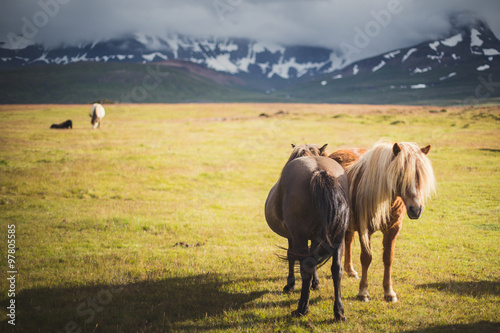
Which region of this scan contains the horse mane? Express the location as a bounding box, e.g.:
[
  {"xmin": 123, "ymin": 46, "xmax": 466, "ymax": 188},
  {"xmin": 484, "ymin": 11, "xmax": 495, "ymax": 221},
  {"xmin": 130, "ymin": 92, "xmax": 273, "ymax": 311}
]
[
  {"xmin": 347, "ymin": 141, "xmax": 436, "ymax": 233},
  {"xmin": 287, "ymin": 144, "xmax": 328, "ymax": 163}
]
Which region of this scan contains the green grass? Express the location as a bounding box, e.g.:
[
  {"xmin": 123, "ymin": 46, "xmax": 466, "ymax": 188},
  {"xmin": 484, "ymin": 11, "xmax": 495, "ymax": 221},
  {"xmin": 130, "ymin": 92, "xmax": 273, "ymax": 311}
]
[{"xmin": 0, "ymin": 103, "xmax": 499, "ymax": 332}]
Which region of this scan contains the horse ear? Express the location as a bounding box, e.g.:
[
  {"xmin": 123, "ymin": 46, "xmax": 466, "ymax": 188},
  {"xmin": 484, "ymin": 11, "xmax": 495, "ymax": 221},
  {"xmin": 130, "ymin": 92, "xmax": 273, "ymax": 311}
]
[
  {"xmin": 392, "ymin": 143, "xmax": 402, "ymax": 156},
  {"xmin": 421, "ymin": 144, "xmax": 431, "ymax": 155},
  {"xmin": 291, "ymin": 144, "xmax": 296, "ymax": 148},
  {"xmin": 319, "ymin": 144, "xmax": 328, "ymax": 153}
]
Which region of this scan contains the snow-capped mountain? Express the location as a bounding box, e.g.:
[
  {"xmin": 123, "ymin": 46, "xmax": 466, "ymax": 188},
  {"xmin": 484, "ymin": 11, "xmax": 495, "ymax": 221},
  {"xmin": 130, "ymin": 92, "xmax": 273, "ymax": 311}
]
[
  {"xmin": 326, "ymin": 19, "xmax": 500, "ymax": 84},
  {"xmin": 0, "ymin": 32, "xmax": 346, "ymax": 81},
  {"xmin": 1, "ymin": 18, "xmax": 498, "ymax": 85},
  {"xmin": 273, "ymin": 19, "xmax": 500, "ymax": 105},
  {"xmin": 1, "ymin": 17, "xmax": 499, "ymax": 105}
]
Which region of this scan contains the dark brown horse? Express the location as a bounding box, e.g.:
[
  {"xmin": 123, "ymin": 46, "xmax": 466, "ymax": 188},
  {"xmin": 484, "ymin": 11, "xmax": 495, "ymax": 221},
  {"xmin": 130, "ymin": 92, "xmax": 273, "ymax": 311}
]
[
  {"xmin": 50, "ymin": 120, "xmax": 72, "ymax": 129},
  {"xmin": 330, "ymin": 141, "xmax": 436, "ymax": 302},
  {"xmin": 278, "ymin": 144, "xmax": 328, "ymax": 292},
  {"xmin": 265, "ymin": 144, "xmax": 349, "ymax": 320}
]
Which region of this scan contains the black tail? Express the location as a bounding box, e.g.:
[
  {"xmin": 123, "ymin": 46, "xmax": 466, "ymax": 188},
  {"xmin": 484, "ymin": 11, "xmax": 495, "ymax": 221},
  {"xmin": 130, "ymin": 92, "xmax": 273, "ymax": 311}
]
[{"xmin": 308, "ymin": 170, "xmax": 350, "ymax": 267}]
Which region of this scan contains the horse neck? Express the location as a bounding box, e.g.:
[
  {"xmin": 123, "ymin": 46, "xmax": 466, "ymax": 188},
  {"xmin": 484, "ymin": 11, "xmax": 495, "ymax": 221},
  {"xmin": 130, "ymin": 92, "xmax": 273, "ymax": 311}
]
[{"xmin": 347, "ymin": 153, "xmax": 394, "ymax": 232}]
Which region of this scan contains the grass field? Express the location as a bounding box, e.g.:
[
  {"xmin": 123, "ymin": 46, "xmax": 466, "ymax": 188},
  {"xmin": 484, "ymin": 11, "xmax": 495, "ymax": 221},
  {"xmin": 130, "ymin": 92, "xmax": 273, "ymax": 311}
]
[{"xmin": 0, "ymin": 103, "xmax": 499, "ymax": 332}]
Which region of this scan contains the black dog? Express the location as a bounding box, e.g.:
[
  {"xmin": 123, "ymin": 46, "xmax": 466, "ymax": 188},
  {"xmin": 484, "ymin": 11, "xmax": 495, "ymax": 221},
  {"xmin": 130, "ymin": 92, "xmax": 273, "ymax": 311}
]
[{"xmin": 50, "ymin": 120, "xmax": 73, "ymax": 129}]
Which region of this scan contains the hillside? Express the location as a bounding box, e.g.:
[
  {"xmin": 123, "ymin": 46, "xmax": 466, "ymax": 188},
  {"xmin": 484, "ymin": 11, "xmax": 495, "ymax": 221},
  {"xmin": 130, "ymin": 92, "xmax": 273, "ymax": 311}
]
[{"xmin": 0, "ymin": 62, "xmax": 269, "ymax": 104}]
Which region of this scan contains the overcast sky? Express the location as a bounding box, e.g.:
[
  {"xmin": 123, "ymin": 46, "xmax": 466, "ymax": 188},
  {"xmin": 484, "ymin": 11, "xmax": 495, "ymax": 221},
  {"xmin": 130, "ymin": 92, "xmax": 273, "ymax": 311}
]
[{"xmin": 1, "ymin": 0, "xmax": 499, "ymax": 60}]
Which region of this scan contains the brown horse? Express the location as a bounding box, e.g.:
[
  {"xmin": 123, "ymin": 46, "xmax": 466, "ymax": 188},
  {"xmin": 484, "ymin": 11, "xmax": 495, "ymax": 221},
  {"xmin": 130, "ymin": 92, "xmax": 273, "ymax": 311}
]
[
  {"xmin": 279, "ymin": 144, "xmax": 329, "ymax": 292},
  {"xmin": 330, "ymin": 141, "xmax": 436, "ymax": 302},
  {"xmin": 265, "ymin": 144, "xmax": 349, "ymax": 320}
]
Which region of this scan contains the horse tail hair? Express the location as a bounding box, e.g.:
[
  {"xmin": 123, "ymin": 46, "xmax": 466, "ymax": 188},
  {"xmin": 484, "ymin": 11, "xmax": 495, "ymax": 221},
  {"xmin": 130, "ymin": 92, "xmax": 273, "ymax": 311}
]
[{"xmin": 309, "ymin": 170, "xmax": 350, "ymax": 267}]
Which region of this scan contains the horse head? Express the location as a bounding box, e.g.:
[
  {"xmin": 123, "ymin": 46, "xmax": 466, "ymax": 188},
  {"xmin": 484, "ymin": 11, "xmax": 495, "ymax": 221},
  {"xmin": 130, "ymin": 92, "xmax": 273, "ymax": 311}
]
[
  {"xmin": 287, "ymin": 143, "xmax": 328, "ymax": 163},
  {"xmin": 391, "ymin": 143, "xmax": 435, "ymax": 219}
]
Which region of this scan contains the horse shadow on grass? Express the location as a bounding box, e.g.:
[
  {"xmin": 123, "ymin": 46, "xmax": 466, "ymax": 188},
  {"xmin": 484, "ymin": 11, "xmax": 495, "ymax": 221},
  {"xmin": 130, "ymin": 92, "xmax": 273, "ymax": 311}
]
[
  {"xmin": 0, "ymin": 274, "xmax": 268, "ymax": 332},
  {"xmin": 416, "ymin": 280, "xmax": 500, "ymax": 298},
  {"xmin": 402, "ymin": 321, "xmax": 500, "ymax": 333}
]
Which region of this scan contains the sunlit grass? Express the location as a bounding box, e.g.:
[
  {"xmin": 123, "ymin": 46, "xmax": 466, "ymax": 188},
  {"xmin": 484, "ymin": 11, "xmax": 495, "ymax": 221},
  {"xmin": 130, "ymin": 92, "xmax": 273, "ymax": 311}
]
[{"xmin": 0, "ymin": 103, "xmax": 498, "ymax": 332}]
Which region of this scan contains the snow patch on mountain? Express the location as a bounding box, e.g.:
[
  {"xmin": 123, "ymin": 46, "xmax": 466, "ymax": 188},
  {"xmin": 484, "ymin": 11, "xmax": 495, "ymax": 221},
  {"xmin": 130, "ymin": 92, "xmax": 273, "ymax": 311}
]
[
  {"xmin": 384, "ymin": 50, "xmax": 401, "ymax": 59},
  {"xmin": 142, "ymin": 52, "xmax": 168, "ymax": 62},
  {"xmin": 402, "ymin": 48, "xmax": 417, "ymax": 63},
  {"xmin": 372, "ymin": 60, "xmax": 386, "ymax": 72},
  {"xmin": 267, "ymin": 57, "xmax": 322, "ymax": 79},
  {"xmin": 352, "ymin": 64, "xmax": 359, "ymax": 75},
  {"xmin": 429, "ymin": 41, "xmax": 440, "ymax": 52},
  {"xmin": 483, "ymin": 48, "xmax": 500, "ymax": 56},
  {"xmin": 412, "ymin": 67, "xmax": 432, "ymax": 74},
  {"xmin": 206, "ymin": 54, "xmax": 239, "ymax": 74},
  {"xmin": 253, "ymin": 41, "xmax": 285, "ymax": 54},
  {"xmin": 439, "ymin": 72, "xmax": 456, "ymax": 80},
  {"xmin": 441, "ymin": 33, "xmax": 463, "ymax": 47},
  {"xmin": 471, "ymin": 29, "xmax": 483, "ymax": 47}
]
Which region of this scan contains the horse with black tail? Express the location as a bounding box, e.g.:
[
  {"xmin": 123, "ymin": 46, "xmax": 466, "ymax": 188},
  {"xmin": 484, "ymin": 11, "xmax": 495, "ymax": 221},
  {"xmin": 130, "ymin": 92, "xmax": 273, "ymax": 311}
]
[
  {"xmin": 265, "ymin": 144, "xmax": 349, "ymax": 320},
  {"xmin": 278, "ymin": 144, "xmax": 328, "ymax": 293}
]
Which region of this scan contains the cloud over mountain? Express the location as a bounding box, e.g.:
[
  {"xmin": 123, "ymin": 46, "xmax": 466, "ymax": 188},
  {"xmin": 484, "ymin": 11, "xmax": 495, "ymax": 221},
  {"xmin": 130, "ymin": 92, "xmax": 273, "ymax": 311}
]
[{"xmin": 1, "ymin": 0, "xmax": 499, "ymax": 63}]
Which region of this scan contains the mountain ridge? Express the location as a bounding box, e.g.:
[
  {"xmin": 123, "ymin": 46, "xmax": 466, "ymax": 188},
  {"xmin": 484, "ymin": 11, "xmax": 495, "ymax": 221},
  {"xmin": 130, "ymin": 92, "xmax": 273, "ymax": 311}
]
[{"xmin": 1, "ymin": 16, "xmax": 499, "ymax": 105}]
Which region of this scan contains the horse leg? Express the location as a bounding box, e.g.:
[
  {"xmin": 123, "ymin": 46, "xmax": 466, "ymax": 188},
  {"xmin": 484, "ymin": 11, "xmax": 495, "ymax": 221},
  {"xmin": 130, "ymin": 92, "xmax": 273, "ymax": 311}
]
[
  {"xmin": 291, "ymin": 239, "xmax": 312, "ymax": 317},
  {"xmin": 283, "ymin": 239, "xmax": 296, "ymax": 293},
  {"xmin": 344, "ymin": 229, "xmax": 359, "ymax": 279},
  {"xmin": 383, "ymin": 211, "xmax": 403, "ymax": 302},
  {"xmin": 311, "ymin": 267, "xmax": 320, "ymax": 290},
  {"xmin": 310, "ymin": 239, "xmax": 320, "ymax": 290},
  {"xmin": 331, "ymin": 239, "xmax": 346, "ymax": 321},
  {"xmin": 357, "ymin": 232, "xmax": 372, "ymax": 302}
]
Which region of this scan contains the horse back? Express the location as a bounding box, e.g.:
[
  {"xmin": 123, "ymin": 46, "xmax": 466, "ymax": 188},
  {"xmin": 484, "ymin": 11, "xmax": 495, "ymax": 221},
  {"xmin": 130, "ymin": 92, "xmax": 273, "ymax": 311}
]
[
  {"xmin": 280, "ymin": 156, "xmax": 347, "ymax": 237},
  {"xmin": 329, "ymin": 148, "xmax": 367, "ymax": 170}
]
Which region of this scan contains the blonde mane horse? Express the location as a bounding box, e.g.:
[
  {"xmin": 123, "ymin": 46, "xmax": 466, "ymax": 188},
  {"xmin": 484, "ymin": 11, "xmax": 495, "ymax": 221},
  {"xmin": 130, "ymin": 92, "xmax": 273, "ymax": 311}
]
[
  {"xmin": 330, "ymin": 141, "xmax": 436, "ymax": 303},
  {"xmin": 90, "ymin": 103, "xmax": 105, "ymax": 129}
]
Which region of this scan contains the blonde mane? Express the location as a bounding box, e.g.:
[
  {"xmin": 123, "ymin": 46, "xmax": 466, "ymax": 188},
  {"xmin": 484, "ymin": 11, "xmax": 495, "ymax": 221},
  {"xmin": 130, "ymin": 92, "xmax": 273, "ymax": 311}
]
[{"xmin": 347, "ymin": 141, "xmax": 436, "ymax": 234}]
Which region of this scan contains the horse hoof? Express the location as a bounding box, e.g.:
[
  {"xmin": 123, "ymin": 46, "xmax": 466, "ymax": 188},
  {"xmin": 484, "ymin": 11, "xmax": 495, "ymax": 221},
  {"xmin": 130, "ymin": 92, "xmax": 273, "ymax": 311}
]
[
  {"xmin": 283, "ymin": 285, "xmax": 295, "ymax": 293},
  {"xmin": 384, "ymin": 295, "xmax": 397, "ymax": 303},
  {"xmin": 357, "ymin": 295, "xmax": 370, "ymax": 302},
  {"xmin": 291, "ymin": 309, "xmax": 309, "ymax": 317},
  {"xmin": 346, "ymin": 271, "xmax": 359, "ymax": 279},
  {"xmin": 311, "ymin": 282, "xmax": 320, "ymax": 290},
  {"xmin": 334, "ymin": 314, "xmax": 346, "ymax": 322}
]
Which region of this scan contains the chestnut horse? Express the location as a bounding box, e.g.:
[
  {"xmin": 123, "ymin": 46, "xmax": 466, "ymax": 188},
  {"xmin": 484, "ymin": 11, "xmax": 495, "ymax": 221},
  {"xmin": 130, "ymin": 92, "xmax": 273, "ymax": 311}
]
[
  {"xmin": 330, "ymin": 141, "xmax": 436, "ymax": 302},
  {"xmin": 265, "ymin": 144, "xmax": 349, "ymax": 320}
]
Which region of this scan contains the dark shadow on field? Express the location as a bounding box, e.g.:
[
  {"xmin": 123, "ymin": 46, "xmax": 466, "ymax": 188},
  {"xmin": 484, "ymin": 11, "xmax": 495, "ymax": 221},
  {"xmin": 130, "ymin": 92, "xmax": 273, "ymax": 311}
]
[
  {"xmin": 402, "ymin": 321, "xmax": 500, "ymax": 333},
  {"xmin": 416, "ymin": 280, "xmax": 500, "ymax": 297},
  {"xmin": 479, "ymin": 148, "xmax": 500, "ymax": 153},
  {"xmin": 0, "ymin": 274, "xmax": 267, "ymax": 332}
]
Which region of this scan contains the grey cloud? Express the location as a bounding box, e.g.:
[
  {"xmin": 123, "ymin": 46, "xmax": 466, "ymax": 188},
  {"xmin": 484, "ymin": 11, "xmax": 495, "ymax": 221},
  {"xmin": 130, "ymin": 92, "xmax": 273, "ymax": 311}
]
[{"xmin": 0, "ymin": 0, "xmax": 499, "ymax": 61}]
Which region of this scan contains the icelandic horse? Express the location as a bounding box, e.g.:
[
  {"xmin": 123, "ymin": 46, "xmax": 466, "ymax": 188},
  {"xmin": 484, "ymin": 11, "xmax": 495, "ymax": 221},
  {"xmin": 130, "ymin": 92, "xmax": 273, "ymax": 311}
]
[
  {"xmin": 330, "ymin": 141, "xmax": 436, "ymax": 302},
  {"xmin": 265, "ymin": 144, "xmax": 350, "ymax": 320},
  {"xmin": 90, "ymin": 103, "xmax": 105, "ymax": 129}
]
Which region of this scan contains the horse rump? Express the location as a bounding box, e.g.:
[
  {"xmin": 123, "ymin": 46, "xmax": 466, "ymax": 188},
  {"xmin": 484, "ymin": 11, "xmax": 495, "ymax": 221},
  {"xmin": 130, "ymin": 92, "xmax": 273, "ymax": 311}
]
[
  {"xmin": 309, "ymin": 169, "xmax": 349, "ymax": 267},
  {"xmin": 50, "ymin": 120, "xmax": 72, "ymax": 129}
]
